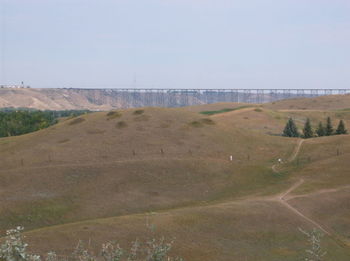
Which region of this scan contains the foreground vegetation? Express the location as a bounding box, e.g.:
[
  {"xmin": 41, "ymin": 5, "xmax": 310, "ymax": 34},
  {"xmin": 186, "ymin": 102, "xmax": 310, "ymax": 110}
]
[
  {"xmin": 0, "ymin": 227, "xmax": 183, "ymax": 261},
  {"xmin": 0, "ymin": 227, "xmax": 328, "ymax": 261}
]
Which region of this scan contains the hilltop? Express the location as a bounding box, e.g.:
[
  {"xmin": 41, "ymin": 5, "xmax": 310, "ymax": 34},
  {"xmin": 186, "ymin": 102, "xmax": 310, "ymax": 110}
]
[
  {"xmin": 263, "ymin": 94, "xmax": 350, "ymax": 111},
  {"xmin": 0, "ymin": 97, "xmax": 349, "ymax": 260}
]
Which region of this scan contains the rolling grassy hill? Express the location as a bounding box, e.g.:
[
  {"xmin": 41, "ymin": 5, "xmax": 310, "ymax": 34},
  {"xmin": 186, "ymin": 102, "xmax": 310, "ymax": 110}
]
[{"xmin": 0, "ymin": 95, "xmax": 350, "ymax": 260}]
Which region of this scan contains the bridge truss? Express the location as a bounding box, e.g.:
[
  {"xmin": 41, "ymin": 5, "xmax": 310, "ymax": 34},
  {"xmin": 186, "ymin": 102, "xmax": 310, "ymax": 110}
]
[{"xmin": 70, "ymin": 88, "xmax": 350, "ymax": 108}]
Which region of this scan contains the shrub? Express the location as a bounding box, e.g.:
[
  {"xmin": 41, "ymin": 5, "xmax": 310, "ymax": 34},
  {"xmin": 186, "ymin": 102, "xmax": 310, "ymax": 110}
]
[
  {"xmin": 57, "ymin": 138, "xmax": 70, "ymax": 144},
  {"xmin": 133, "ymin": 110, "xmax": 144, "ymax": 115},
  {"xmin": 254, "ymin": 108, "xmax": 263, "ymax": 112},
  {"xmin": 0, "ymin": 227, "xmax": 184, "ymax": 261},
  {"xmin": 106, "ymin": 111, "xmax": 122, "ymax": 120},
  {"xmin": 200, "ymin": 118, "xmax": 215, "ymax": 125},
  {"xmin": 116, "ymin": 121, "xmax": 128, "ymax": 129},
  {"xmin": 189, "ymin": 121, "xmax": 203, "ymax": 128},
  {"xmin": 68, "ymin": 117, "xmax": 85, "ymax": 126},
  {"xmin": 299, "ymin": 228, "xmax": 327, "ymax": 261}
]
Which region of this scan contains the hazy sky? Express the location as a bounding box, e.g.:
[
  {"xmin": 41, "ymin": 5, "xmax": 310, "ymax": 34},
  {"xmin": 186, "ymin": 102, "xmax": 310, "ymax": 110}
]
[{"xmin": 0, "ymin": 0, "xmax": 349, "ymax": 89}]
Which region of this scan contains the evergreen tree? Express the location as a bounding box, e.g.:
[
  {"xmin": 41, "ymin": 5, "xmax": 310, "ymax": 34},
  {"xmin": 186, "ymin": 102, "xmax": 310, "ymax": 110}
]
[
  {"xmin": 316, "ymin": 122, "xmax": 325, "ymax": 137},
  {"xmin": 325, "ymin": 117, "xmax": 333, "ymax": 136},
  {"xmin": 303, "ymin": 118, "xmax": 314, "ymax": 138},
  {"xmin": 283, "ymin": 118, "xmax": 299, "ymax": 137},
  {"xmin": 336, "ymin": 120, "xmax": 347, "ymax": 135}
]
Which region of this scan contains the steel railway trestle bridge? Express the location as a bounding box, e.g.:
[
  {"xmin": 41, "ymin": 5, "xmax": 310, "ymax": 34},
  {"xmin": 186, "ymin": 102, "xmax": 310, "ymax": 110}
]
[{"xmin": 74, "ymin": 88, "xmax": 350, "ymax": 108}]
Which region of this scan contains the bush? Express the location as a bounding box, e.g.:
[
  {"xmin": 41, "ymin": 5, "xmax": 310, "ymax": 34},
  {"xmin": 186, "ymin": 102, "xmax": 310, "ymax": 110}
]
[
  {"xmin": 68, "ymin": 117, "xmax": 85, "ymax": 126},
  {"xmin": 189, "ymin": 121, "xmax": 203, "ymax": 128},
  {"xmin": 116, "ymin": 121, "xmax": 128, "ymax": 129},
  {"xmin": 106, "ymin": 111, "xmax": 122, "ymax": 120},
  {"xmin": 299, "ymin": 228, "xmax": 327, "ymax": 261},
  {"xmin": 200, "ymin": 118, "xmax": 215, "ymax": 125},
  {"xmin": 0, "ymin": 227, "xmax": 184, "ymax": 261},
  {"xmin": 133, "ymin": 110, "xmax": 145, "ymax": 115}
]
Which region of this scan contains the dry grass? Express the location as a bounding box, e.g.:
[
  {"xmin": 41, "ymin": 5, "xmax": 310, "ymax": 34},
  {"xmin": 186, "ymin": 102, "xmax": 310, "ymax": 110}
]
[
  {"xmin": 263, "ymin": 94, "xmax": 350, "ymax": 111},
  {"xmin": 106, "ymin": 111, "xmax": 122, "ymax": 120},
  {"xmin": 68, "ymin": 117, "xmax": 86, "ymax": 125},
  {"xmin": 0, "ymin": 100, "xmax": 349, "ymax": 260}
]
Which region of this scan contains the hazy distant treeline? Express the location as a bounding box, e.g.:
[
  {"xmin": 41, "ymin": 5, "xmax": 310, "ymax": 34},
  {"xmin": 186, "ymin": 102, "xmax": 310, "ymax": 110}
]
[{"xmin": 0, "ymin": 109, "xmax": 90, "ymax": 137}]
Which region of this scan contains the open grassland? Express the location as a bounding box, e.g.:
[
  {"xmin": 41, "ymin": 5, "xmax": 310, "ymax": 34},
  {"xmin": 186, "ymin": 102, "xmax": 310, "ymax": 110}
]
[
  {"xmin": 262, "ymin": 93, "xmax": 350, "ymax": 111},
  {"xmin": 0, "ymin": 95, "xmax": 350, "ymax": 260}
]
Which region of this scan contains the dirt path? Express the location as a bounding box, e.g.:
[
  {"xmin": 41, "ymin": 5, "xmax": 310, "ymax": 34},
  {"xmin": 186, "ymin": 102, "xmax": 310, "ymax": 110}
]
[
  {"xmin": 272, "ymin": 139, "xmax": 304, "ymax": 173},
  {"xmin": 269, "ymin": 139, "xmax": 333, "ymax": 235},
  {"xmin": 276, "ymin": 178, "xmax": 331, "ymax": 235},
  {"xmin": 286, "ymin": 185, "xmax": 350, "ymax": 201}
]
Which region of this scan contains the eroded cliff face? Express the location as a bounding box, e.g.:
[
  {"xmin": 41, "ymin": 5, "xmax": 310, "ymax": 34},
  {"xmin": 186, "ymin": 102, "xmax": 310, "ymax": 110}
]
[
  {"xmin": 0, "ymin": 88, "xmax": 207, "ymax": 110},
  {"xmin": 0, "ymin": 88, "xmax": 128, "ymax": 110}
]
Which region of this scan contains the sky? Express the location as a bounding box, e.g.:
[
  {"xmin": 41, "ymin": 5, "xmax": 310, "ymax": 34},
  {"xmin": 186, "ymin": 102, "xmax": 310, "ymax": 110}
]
[{"xmin": 0, "ymin": 0, "xmax": 349, "ymax": 89}]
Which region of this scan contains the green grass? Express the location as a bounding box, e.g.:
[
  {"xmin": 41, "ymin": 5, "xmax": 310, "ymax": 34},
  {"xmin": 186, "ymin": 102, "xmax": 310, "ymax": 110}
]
[
  {"xmin": 199, "ymin": 105, "xmax": 251, "ymax": 115},
  {"xmin": 336, "ymin": 108, "xmax": 350, "ymax": 112},
  {"xmin": 0, "ymin": 198, "xmax": 75, "ymax": 230}
]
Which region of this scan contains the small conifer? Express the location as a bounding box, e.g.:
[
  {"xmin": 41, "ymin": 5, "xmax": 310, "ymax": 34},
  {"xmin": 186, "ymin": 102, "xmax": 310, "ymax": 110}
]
[
  {"xmin": 283, "ymin": 118, "xmax": 299, "ymax": 137},
  {"xmin": 336, "ymin": 120, "xmax": 347, "ymax": 135},
  {"xmin": 303, "ymin": 118, "xmax": 313, "ymax": 138},
  {"xmin": 316, "ymin": 122, "xmax": 325, "ymax": 137},
  {"xmin": 325, "ymin": 117, "xmax": 333, "ymax": 136}
]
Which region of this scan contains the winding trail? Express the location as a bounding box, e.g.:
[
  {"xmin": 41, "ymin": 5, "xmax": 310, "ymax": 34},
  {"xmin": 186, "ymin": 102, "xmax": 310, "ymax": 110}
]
[
  {"xmin": 276, "ymin": 178, "xmax": 330, "ymax": 235},
  {"xmin": 272, "ymin": 139, "xmax": 304, "ymax": 173},
  {"xmin": 270, "ymin": 139, "xmax": 332, "ymax": 235},
  {"xmin": 270, "ymin": 139, "xmax": 350, "ymax": 248}
]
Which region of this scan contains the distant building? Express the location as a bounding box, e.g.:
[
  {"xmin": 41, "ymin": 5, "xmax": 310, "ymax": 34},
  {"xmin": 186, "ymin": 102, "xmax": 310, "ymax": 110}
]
[{"xmin": 0, "ymin": 85, "xmax": 31, "ymax": 89}]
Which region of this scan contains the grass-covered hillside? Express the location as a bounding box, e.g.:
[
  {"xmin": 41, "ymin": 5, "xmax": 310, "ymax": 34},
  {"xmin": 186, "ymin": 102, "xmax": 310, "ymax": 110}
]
[{"xmin": 0, "ymin": 95, "xmax": 349, "ymax": 260}]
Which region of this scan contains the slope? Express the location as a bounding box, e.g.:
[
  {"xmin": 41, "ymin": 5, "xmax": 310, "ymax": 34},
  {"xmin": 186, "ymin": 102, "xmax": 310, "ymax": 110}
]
[
  {"xmin": 0, "ymin": 105, "xmax": 296, "ymax": 231},
  {"xmin": 1, "ymin": 101, "xmax": 350, "ymax": 260}
]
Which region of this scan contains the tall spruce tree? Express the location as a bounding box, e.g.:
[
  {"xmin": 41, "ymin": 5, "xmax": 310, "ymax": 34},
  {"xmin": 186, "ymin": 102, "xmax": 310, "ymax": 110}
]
[
  {"xmin": 303, "ymin": 118, "xmax": 314, "ymax": 138},
  {"xmin": 283, "ymin": 118, "xmax": 299, "ymax": 137},
  {"xmin": 316, "ymin": 122, "xmax": 325, "ymax": 137},
  {"xmin": 336, "ymin": 120, "xmax": 347, "ymax": 135},
  {"xmin": 325, "ymin": 117, "xmax": 333, "ymax": 136}
]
